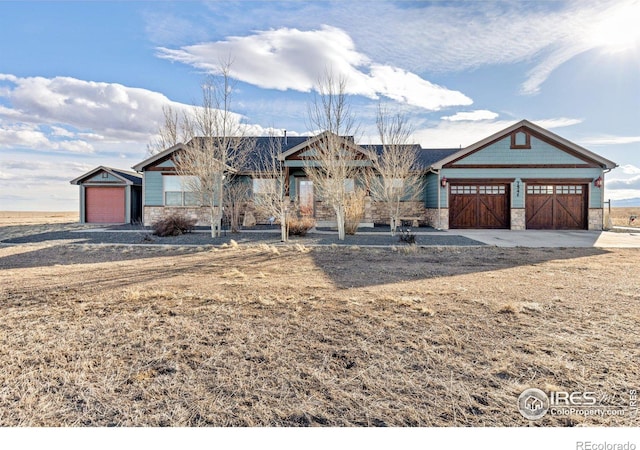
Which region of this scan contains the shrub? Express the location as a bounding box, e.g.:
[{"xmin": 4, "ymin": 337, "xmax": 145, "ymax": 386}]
[
  {"xmin": 345, "ymin": 188, "xmax": 366, "ymax": 235},
  {"xmin": 399, "ymin": 228, "xmax": 416, "ymax": 244},
  {"xmin": 287, "ymin": 216, "xmax": 316, "ymax": 236},
  {"xmin": 152, "ymin": 213, "xmax": 197, "ymax": 237}
]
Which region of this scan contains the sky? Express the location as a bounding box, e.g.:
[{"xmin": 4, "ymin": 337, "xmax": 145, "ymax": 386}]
[{"xmin": 1, "ymin": 0, "xmax": 639, "ymax": 210}]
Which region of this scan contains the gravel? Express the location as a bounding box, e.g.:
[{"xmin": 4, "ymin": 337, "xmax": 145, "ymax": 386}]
[{"xmin": 1, "ymin": 227, "xmax": 485, "ymax": 247}]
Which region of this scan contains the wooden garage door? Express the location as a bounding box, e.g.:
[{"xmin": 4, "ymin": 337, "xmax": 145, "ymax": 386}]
[
  {"xmin": 449, "ymin": 184, "xmax": 510, "ymax": 229},
  {"xmin": 86, "ymin": 187, "xmax": 125, "ymax": 223},
  {"xmin": 526, "ymin": 184, "xmax": 586, "ymax": 230}
]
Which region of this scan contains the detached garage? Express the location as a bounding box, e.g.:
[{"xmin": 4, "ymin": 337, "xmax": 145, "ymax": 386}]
[
  {"xmin": 70, "ymin": 166, "xmax": 142, "ymax": 224},
  {"xmin": 427, "ymin": 120, "xmax": 617, "ymax": 231}
]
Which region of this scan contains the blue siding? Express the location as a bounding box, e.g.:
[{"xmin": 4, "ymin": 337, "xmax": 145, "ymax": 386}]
[
  {"xmin": 87, "ymin": 171, "xmax": 121, "ymax": 183},
  {"xmin": 454, "ymin": 135, "xmax": 586, "ymax": 166},
  {"xmin": 157, "ymin": 159, "xmax": 175, "ymax": 168},
  {"xmin": 425, "ymin": 172, "xmax": 439, "ymax": 207},
  {"xmin": 144, "ymin": 171, "xmax": 163, "ymax": 205},
  {"xmin": 439, "ymin": 167, "xmax": 603, "ymax": 208}
]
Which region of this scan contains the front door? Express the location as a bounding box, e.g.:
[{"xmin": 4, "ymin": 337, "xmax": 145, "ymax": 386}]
[{"xmin": 298, "ymin": 179, "xmax": 314, "ymax": 216}]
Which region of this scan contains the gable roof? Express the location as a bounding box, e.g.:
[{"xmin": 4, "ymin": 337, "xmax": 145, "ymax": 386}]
[
  {"xmin": 132, "ymin": 143, "xmax": 186, "ymax": 172},
  {"xmin": 70, "ymin": 166, "xmax": 142, "ymax": 185},
  {"xmin": 278, "ymin": 131, "xmax": 373, "ymax": 161},
  {"xmin": 430, "ymin": 119, "xmax": 617, "ymax": 170},
  {"xmin": 132, "ymin": 137, "xmax": 312, "ymax": 173}
]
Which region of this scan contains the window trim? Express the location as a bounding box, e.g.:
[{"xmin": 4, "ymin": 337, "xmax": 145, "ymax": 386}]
[
  {"xmin": 510, "ymin": 131, "xmax": 531, "ymax": 149},
  {"xmin": 163, "ymin": 175, "xmax": 200, "ymax": 207}
]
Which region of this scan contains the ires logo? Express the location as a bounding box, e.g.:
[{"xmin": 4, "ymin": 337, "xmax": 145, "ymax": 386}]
[
  {"xmin": 519, "ymin": 389, "xmax": 598, "ymax": 420},
  {"xmin": 549, "ymin": 391, "xmax": 597, "ymax": 406}
]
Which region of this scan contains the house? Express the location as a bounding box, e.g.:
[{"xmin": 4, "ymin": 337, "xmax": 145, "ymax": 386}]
[
  {"xmin": 70, "ymin": 166, "xmax": 142, "ymax": 224},
  {"xmin": 115, "ymin": 119, "xmax": 616, "ymax": 230},
  {"xmin": 426, "ymin": 120, "xmax": 616, "ymax": 230}
]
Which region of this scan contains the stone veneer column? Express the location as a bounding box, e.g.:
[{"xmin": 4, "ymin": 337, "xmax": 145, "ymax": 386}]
[
  {"xmin": 438, "ymin": 208, "xmax": 449, "ymax": 230},
  {"xmin": 511, "ymin": 209, "xmax": 525, "ymax": 230},
  {"xmin": 588, "ymin": 208, "xmax": 603, "ymax": 231}
]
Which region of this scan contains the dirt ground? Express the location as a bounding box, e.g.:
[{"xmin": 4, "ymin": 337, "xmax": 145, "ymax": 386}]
[{"xmin": 0, "ymin": 213, "xmax": 638, "ymax": 426}]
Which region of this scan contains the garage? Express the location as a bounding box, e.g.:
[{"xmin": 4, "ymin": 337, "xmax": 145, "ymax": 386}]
[
  {"xmin": 85, "ymin": 187, "xmax": 125, "ymax": 223},
  {"xmin": 449, "ymin": 183, "xmax": 510, "ymax": 229},
  {"xmin": 525, "ymin": 184, "xmax": 587, "ymax": 230},
  {"xmin": 70, "ymin": 166, "xmax": 142, "ymax": 224}
]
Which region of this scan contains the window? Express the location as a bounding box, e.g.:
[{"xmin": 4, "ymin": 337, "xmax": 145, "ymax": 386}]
[
  {"xmin": 163, "ymin": 175, "xmax": 200, "ymax": 206},
  {"xmin": 450, "ymin": 185, "xmax": 477, "ymax": 195},
  {"xmin": 252, "ymin": 178, "xmax": 276, "ymax": 195},
  {"xmin": 510, "ymin": 131, "xmax": 531, "ymax": 149},
  {"xmin": 478, "ymin": 185, "xmax": 505, "ymax": 195},
  {"xmin": 101, "ymin": 172, "xmax": 108, "ymax": 179},
  {"xmin": 451, "ymin": 185, "xmax": 505, "ymax": 195},
  {"xmin": 344, "ymin": 178, "xmax": 355, "ymax": 193},
  {"xmin": 557, "ymin": 185, "xmax": 583, "ymax": 195},
  {"xmin": 527, "ymin": 185, "xmax": 554, "ymax": 195}
]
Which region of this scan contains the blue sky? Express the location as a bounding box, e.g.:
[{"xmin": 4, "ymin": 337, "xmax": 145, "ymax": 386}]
[{"xmin": 1, "ymin": 0, "xmax": 639, "ymax": 210}]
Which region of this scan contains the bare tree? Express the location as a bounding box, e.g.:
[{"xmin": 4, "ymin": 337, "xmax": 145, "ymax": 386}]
[
  {"xmin": 251, "ymin": 134, "xmax": 290, "ymax": 242},
  {"xmin": 305, "ymin": 72, "xmax": 362, "ymax": 241},
  {"xmin": 224, "ymin": 180, "xmax": 250, "ymax": 233},
  {"xmin": 147, "ymin": 105, "xmax": 182, "ymax": 155},
  {"xmin": 367, "ymin": 105, "xmax": 424, "ymax": 236},
  {"xmin": 175, "ymin": 65, "xmax": 253, "ymax": 238}
]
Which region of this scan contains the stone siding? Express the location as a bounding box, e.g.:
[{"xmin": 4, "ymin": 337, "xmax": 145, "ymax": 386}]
[
  {"xmin": 588, "ymin": 208, "xmax": 603, "ymax": 231},
  {"xmin": 424, "ymin": 208, "xmax": 449, "ymax": 229},
  {"xmin": 144, "ymin": 206, "xmax": 215, "ymax": 226},
  {"xmin": 511, "ymin": 208, "xmax": 525, "ymax": 230}
]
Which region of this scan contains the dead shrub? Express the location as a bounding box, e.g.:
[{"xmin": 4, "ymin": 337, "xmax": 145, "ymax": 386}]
[
  {"xmin": 152, "ymin": 213, "xmax": 197, "ymax": 237},
  {"xmin": 287, "ymin": 216, "xmax": 315, "ymax": 236},
  {"xmin": 345, "ymin": 188, "xmax": 366, "ymax": 235}
]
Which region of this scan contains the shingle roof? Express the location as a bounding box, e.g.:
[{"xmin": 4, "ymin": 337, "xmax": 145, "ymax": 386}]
[
  {"xmin": 110, "ymin": 168, "xmax": 142, "ymax": 185},
  {"xmin": 362, "ymin": 145, "xmax": 459, "ymax": 170},
  {"xmin": 133, "ymin": 136, "xmax": 458, "ymax": 174},
  {"xmin": 70, "ymin": 166, "xmax": 142, "ymax": 185}
]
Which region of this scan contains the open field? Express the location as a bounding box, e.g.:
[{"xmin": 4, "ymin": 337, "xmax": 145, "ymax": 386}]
[
  {"xmin": 606, "ymin": 206, "xmax": 640, "ymax": 228},
  {"xmin": 0, "ymin": 217, "xmax": 639, "ymax": 426},
  {"xmin": 0, "ymin": 211, "xmax": 78, "ymax": 226}
]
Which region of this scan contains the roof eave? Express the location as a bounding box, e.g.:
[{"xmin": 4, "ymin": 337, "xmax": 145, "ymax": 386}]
[
  {"xmin": 70, "ymin": 166, "xmax": 136, "ymax": 185},
  {"xmin": 132, "ymin": 143, "xmax": 186, "ymax": 172},
  {"xmin": 429, "ymin": 119, "xmax": 617, "ymax": 170}
]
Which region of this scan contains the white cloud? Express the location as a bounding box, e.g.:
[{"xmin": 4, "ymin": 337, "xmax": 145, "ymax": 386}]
[
  {"xmin": 179, "ymin": 1, "xmax": 639, "ymax": 95},
  {"xmin": 412, "ymin": 117, "xmax": 582, "ymax": 148},
  {"xmin": 0, "ymin": 121, "xmax": 95, "ymax": 154},
  {"xmin": 0, "ymin": 74, "xmax": 183, "ymax": 141},
  {"xmin": 157, "ymin": 26, "xmax": 472, "ymax": 111},
  {"xmin": 51, "ymin": 126, "xmax": 76, "ymax": 138},
  {"xmin": 620, "ymin": 164, "xmax": 640, "ymax": 175},
  {"xmin": 579, "ymin": 135, "xmax": 640, "ymax": 146},
  {"xmin": 412, "ymin": 120, "xmax": 516, "ymax": 148},
  {"xmin": 606, "ymin": 175, "xmax": 640, "ymax": 190},
  {"xmin": 530, "ymin": 118, "xmax": 583, "ymax": 129},
  {"xmin": 604, "ymin": 188, "xmax": 640, "ymax": 201},
  {"xmin": 441, "ymin": 110, "xmax": 499, "ymax": 122}
]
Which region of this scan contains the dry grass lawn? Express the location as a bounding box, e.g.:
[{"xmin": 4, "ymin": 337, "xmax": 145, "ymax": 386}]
[
  {"xmin": 606, "ymin": 206, "xmax": 640, "ymax": 228},
  {"xmin": 0, "ymin": 213, "xmax": 638, "ymax": 427}
]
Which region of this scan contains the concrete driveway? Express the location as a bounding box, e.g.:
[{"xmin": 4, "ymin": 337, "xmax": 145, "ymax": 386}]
[{"xmin": 446, "ymin": 229, "xmax": 640, "ymax": 248}]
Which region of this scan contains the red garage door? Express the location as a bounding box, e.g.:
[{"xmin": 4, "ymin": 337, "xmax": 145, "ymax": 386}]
[
  {"xmin": 526, "ymin": 184, "xmax": 587, "ymax": 230},
  {"xmin": 86, "ymin": 187, "xmax": 125, "ymax": 223},
  {"xmin": 449, "ymin": 184, "xmax": 510, "ymax": 229}
]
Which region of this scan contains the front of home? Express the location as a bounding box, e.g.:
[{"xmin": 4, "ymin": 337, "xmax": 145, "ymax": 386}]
[{"xmin": 72, "ymin": 120, "xmax": 616, "ymax": 230}]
